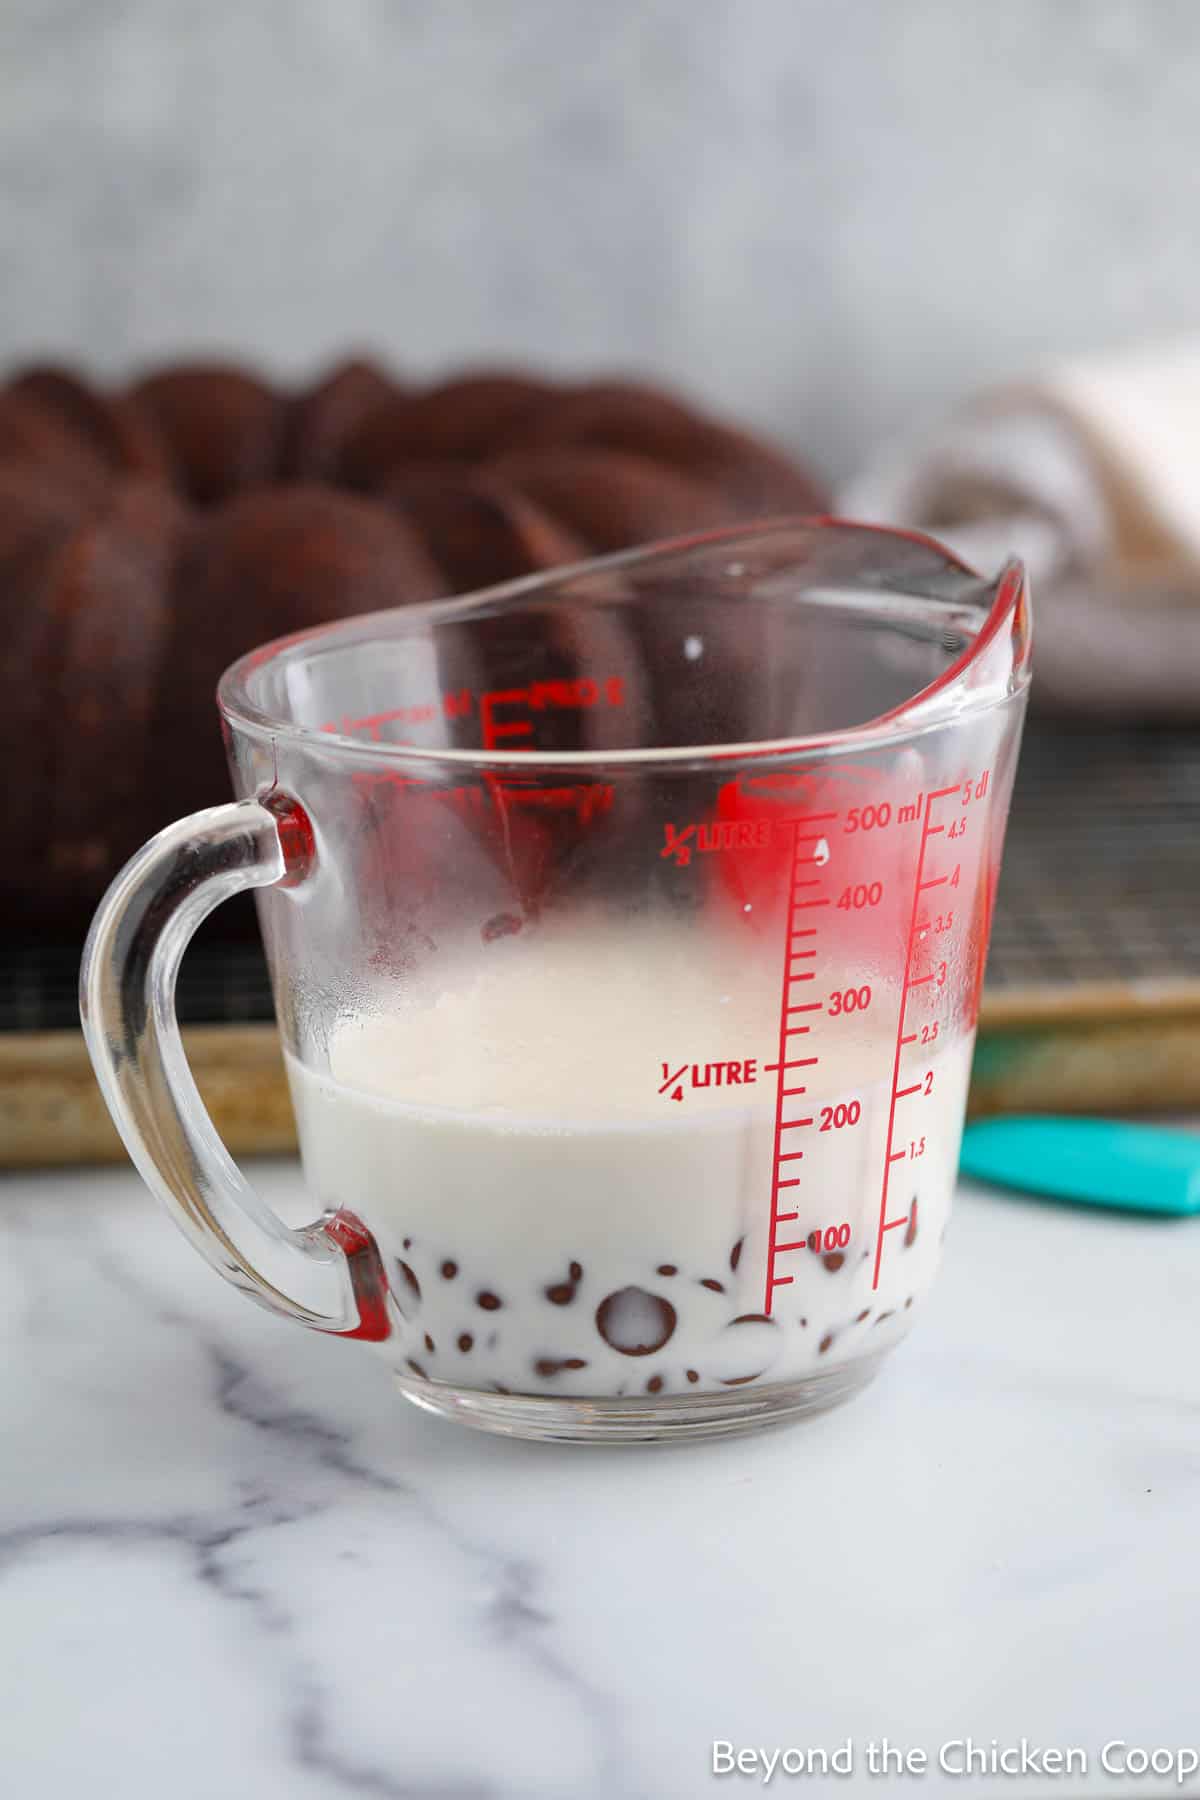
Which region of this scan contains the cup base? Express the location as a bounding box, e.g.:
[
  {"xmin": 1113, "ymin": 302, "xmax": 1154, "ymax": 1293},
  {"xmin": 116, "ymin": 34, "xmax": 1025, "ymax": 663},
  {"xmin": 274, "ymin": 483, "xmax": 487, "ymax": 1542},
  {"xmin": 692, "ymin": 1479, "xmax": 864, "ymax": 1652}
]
[{"xmin": 393, "ymin": 1349, "xmax": 888, "ymax": 1444}]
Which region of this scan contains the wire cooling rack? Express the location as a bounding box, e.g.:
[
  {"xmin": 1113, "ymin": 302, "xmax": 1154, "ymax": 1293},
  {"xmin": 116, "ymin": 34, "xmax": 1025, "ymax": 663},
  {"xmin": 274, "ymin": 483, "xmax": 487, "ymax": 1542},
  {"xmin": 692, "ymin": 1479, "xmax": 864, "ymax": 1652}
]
[
  {"xmin": 3, "ymin": 722, "xmax": 1197, "ymax": 1034},
  {"xmin": 986, "ymin": 722, "xmax": 1199, "ymax": 992}
]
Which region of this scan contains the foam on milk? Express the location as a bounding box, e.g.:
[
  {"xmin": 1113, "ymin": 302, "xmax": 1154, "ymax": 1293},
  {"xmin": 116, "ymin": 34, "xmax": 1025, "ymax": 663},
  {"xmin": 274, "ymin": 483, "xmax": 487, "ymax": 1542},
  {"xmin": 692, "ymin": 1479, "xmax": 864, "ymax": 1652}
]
[{"xmin": 287, "ymin": 919, "xmax": 972, "ymax": 1398}]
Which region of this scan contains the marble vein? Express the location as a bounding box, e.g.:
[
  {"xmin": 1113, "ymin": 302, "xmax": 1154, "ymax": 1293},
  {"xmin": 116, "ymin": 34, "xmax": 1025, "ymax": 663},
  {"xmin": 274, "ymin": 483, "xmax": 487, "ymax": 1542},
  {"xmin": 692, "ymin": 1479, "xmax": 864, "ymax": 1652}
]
[
  {"xmin": 2, "ymin": 1162, "xmax": 1198, "ymax": 1799},
  {"xmin": 1, "ymin": 1209, "xmax": 633, "ymax": 1799}
]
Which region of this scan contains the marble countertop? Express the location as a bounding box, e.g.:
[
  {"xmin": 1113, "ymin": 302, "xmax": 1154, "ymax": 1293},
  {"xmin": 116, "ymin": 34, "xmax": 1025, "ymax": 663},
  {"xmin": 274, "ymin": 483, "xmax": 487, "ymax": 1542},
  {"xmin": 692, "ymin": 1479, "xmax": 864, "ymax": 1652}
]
[{"xmin": 3, "ymin": 1158, "xmax": 1198, "ymax": 1799}]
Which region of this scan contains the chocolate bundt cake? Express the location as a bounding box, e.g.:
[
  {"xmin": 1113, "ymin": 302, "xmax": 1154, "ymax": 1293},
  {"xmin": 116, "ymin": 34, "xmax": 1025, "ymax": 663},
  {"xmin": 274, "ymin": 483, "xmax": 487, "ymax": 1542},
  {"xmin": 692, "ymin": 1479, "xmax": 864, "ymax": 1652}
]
[{"xmin": 0, "ymin": 357, "xmax": 827, "ymax": 931}]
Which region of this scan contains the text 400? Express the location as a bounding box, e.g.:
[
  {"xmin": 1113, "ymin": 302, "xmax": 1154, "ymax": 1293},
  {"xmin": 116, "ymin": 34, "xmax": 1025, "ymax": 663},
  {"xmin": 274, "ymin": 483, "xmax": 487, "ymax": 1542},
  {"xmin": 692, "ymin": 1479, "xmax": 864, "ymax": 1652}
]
[{"xmin": 837, "ymin": 882, "xmax": 883, "ymax": 910}]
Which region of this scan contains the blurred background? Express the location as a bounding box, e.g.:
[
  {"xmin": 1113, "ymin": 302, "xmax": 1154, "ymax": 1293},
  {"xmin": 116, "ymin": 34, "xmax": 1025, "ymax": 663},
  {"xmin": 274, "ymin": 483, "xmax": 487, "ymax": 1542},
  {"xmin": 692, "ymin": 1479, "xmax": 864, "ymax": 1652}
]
[
  {"xmin": 3, "ymin": 0, "xmax": 1199, "ymax": 478},
  {"xmin": 2, "ymin": 0, "xmax": 1198, "ymax": 1156}
]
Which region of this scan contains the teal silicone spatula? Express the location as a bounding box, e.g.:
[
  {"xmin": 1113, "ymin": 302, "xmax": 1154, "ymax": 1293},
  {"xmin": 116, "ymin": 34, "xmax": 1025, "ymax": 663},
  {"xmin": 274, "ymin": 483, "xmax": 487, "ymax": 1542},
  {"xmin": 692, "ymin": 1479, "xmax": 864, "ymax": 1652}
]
[{"xmin": 959, "ymin": 1116, "xmax": 1200, "ymax": 1216}]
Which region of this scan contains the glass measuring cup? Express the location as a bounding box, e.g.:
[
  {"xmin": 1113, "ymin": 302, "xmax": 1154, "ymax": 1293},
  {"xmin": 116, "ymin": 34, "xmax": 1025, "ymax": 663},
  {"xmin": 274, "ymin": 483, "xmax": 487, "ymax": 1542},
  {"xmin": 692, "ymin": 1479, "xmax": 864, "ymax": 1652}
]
[{"xmin": 81, "ymin": 520, "xmax": 1030, "ymax": 1443}]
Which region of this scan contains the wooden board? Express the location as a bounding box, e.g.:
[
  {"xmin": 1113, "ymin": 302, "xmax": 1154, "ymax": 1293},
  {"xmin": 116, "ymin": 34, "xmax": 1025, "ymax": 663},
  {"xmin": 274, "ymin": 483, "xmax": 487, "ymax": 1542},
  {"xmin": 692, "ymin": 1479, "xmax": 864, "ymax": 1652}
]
[
  {"xmin": 0, "ymin": 1026, "xmax": 297, "ymax": 1169},
  {"xmin": 4, "ymin": 986, "xmax": 1200, "ymax": 1169}
]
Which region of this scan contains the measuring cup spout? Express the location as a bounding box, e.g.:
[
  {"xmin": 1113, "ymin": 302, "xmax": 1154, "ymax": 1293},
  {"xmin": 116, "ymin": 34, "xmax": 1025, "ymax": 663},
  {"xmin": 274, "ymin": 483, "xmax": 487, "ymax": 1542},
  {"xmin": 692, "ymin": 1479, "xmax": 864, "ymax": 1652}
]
[
  {"xmin": 907, "ymin": 552, "xmax": 1032, "ymax": 725},
  {"xmin": 959, "ymin": 553, "xmax": 1031, "ymax": 689}
]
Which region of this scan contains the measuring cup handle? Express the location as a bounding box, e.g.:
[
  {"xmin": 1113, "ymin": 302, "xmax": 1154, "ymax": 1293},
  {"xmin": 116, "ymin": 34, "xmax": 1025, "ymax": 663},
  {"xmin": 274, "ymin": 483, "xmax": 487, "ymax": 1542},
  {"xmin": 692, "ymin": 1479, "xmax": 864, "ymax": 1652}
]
[{"xmin": 80, "ymin": 798, "xmax": 388, "ymax": 1340}]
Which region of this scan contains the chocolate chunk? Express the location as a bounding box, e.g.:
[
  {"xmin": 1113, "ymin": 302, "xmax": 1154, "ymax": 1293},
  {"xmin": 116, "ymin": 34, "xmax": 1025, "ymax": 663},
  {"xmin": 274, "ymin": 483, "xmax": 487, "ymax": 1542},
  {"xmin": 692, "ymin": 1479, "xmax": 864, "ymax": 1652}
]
[
  {"xmin": 595, "ymin": 1286, "xmax": 677, "ymax": 1356},
  {"xmin": 534, "ymin": 1356, "xmax": 588, "ymax": 1376},
  {"xmin": 904, "ymin": 1198, "xmax": 919, "ymax": 1248},
  {"xmin": 406, "ymin": 1358, "xmax": 428, "ymax": 1379},
  {"xmin": 402, "ymin": 1237, "xmax": 412, "ymax": 1250},
  {"xmin": 646, "ymin": 1375, "xmax": 664, "ymax": 1394},
  {"xmin": 396, "ymin": 1260, "xmax": 422, "ymax": 1300},
  {"xmin": 819, "ymin": 1332, "xmax": 835, "ymax": 1355},
  {"xmin": 441, "ymin": 1259, "xmax": 458, "ymax": 1280},
  {"xmin": 424, "ymin": 1332, "xmax": 436, "ymax": 1353},
  {"xmin": 730, "ymin": 1237, "xmax": 744, "ymax": 1272},
  {"xmin": 855, "ymin": 1309, "xmax": 871, "ymax": 1324},
  {"xmin": 700, "ymin": 1278, "xmax": 725, "ymax": 1294},
  {"xmin": 493, "ymin": 1383, "xmax": 511, "ymax": 1395},
  {"xmin": 874, "ymin": 1311, "xmax": 895, "ymax": 1326},
  {"xmin": 482, "ymin": 911, "xmax": 523, "ymax": 944},
  {"xmin": 656, "ymin": 1263, "xmax": 678, "ymax": 1277},
  {"xmin": 714, "ymin": 1312, "xmax": 778, "ymax": 1385},
  {"xmin": 800, "ymin": 1317, "xmax": 808, "ymax": 1328},
  {"xmin": 904, "ymin": 1296, "xmax": 914, "ymax": 1309},
  {"xmin": 476, "ymin": 1290, "xmax": 503, "ymax": 1311},
  {"xmin": 545, "ymin": 1261, "xmax": 582, "ymax": 1306},
  {"xmin": 457, "ymin": 1332, "xmax": 474, "ymax": 1353},
  {"xmin": 822, "ymin": 1252, "xmax": 845, "ymax": 1273},
  {"xmin": 686, "ymin": 1369, "xmax": 700, "ymax": 1383}
]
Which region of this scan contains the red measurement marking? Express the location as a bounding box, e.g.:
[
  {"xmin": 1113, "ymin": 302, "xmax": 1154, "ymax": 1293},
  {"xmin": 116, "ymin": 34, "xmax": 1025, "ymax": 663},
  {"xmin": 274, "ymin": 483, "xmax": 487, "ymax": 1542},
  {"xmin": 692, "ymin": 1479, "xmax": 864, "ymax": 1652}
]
[
  {"xmin": 480, "ymin": 688, "xmax": 535, "ymax": 749},
  {"xmin": 346, "ymin": 703, "xmax": 433, "ymax": 739},
  {"xmin": 895, "ymin": 1082, "xmax": 922, "ymax": 1099},
  {"xmin": 479, "ymin": 676, "xmax": 625, "ymax": 751},
  {"xmin": 766, "ymin": 816, "xmax": 827, "ymax": 1314},
  {"xmin": 882, "ymin": 1215, "xmax": 911, "ymax": 1232},
  {"xmin": 766, "ymin": 810, "xmax": 841, "ymax": 1317},
  {"xmin": 657, "ymin": 1058, "xmax": 760, "ymax": 1100},
  {"xmin": 323, "ymin": 687, "xmax": 475, "ymax": 738},
  {"xmin": 900, "ymin": 1033, "xmax": 918, "ymax": 1046},
  {"xmin": 775, "ymin": 1210, "xmax": 799, "ymax": 1223},
  {"xmin": 872, "ymin": 785, "xmax": 964, "ymax": 1291}
]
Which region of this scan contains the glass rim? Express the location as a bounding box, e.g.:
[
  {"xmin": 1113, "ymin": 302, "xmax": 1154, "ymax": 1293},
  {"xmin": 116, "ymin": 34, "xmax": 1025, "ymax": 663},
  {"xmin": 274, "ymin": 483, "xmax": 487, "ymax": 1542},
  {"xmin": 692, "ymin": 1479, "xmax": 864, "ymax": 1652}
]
[{"xmin": 217, "ymin": 516, "xmax": 1031, "ymax": 773}]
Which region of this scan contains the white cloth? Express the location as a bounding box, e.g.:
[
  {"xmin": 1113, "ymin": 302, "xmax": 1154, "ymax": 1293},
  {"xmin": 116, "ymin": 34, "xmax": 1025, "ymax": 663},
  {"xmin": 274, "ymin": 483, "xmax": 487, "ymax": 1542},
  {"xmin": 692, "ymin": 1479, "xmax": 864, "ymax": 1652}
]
[{"xmin": 840, "ymin": 341, "xmax": 1200, "ymax": 718}]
